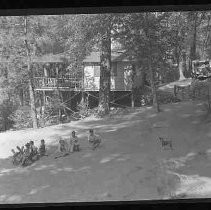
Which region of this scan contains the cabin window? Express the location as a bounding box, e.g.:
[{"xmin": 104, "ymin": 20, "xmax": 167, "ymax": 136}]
[
  {"xmin": 94, "ymin": 65, "xmax": 100, "ymax": 77},
  {"xmin": 111, "ymin": 62, "xmax": 117, "ymax": 76}
]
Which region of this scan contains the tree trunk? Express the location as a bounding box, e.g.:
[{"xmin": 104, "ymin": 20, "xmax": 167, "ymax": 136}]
[
  {"xmin": 28, "ymin": 73, "xmax": 38, "ymax": 128},
  {"xmin": 131, "ymin": 94, "xmax": 135, "ymax": 108},
  {"xmin": 145, "ymin": 12, "xmax": 160, "ymax": 112},
  {"xmin": 19, "ymin": 88, "xmax": 24, "ymax": 106},
  {"xmin": 179, "ymin": 51, "xmax": 186, "ymax": 80},
  {"xmin": 98, "ymin": 18, "xmax": 111, "ymax": 116},
  {"xmin": 175, "ymin": 30, "xmax": 180, "ymax": 69},
  {"xmin": 81, "ymin": 91, "xmax": 85, "ymax": 104},
  {"xmin": 131, "ymin": 64, "xmax": 136, "ymax": 108},
  {"xmin": 24, "ymin": 16, "xmax": 38, "ymax": 129},
  {"xmin": 55, "ymin": 89, "xmax": 63, "ymax": 123},
  {"xmin": 4, "ymin": 118, "xmax": 7, "ymax": 131},
  {"xmin": 149, "ymin": 59, "xmax": 160, "ymax": 112},
  {"xmin": 189, "ymin": 12, "xmax": 198, "ymax": 73},
  {"xmin": 192, "ymin": 13, "xmax": 197, "ymax": 60},
  {"xmin": 54, "ymin": 63, "xmax": 63, "ymax": 123},
  {"xmin": 202, "ymin": 14, "xmax": 211, "ymax": 59}
]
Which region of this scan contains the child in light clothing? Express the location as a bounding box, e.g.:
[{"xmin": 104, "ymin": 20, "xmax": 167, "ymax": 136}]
[
  {"xmin": 69, "ymin": 131, "xmax": 80, "ymax": 153},
  {"xmin": 39, "ymin": 139, "xmax": 47, "ymax": 157},
  {"xmin": 29, "ymin": 141, "xmax": 37, "ymax": 153},
  {"xmin": 88, "ymin": 129, "xmax": 101, "ymax": 150},
  {"xmin": 54, "ymin": 138, "xmax": 69, "ymax": 159}
]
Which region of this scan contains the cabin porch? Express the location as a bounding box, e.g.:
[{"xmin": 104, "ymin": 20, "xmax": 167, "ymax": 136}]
[{"xmin": 34, "ymin": 77, "xmax": 83, "ymax": 91}]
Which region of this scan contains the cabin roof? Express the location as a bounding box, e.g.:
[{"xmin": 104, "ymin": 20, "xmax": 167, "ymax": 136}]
[
  {"xmin": 31, "ymin": 53, "xmax": 68, "ymax": 63},
  {"xmin": 31, "ymin": 51, "xmax": 130, "ymax": 64},
  {"xmin": 0, "ymin": 51, "xmax": 137, "ymax": 64},
  {"xmin": 82, "ymin": 51, "xmax": 135, "ymax": 63},
  {"xmin": 0, "ymin": 54, "xmax": 68, "ymax": 64}
]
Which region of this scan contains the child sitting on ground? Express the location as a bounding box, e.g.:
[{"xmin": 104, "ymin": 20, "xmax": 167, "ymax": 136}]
[
  {"xmin": 88, "ymin": 129, "xmax": 101, "ymax": 150},
  {"xmin": 11, "ymin": 148, "xmax": 23, "ymax": 166},
  {"xmin": 29, "ymin": 141, "xmax": 37, "ymax": 154},
  {"xmin": 16, "ymin": 145, "xmax": 24, "ymax": 153},
  {"xmin": 54, "ymin": 138, "xmax": 69, "ymax": 159},
  {"xmin": 29, "ymin": 141, "xmax": 39, "ymax": 161},
  {"xmin": 21, "ymin": 142, "xmax": 32, "ymax": 166},
  {"xmin": 11, "ymin": 149, "xmax": 17, "ymax": 156},
  {"xmin": 69, "ymin": 131, "xmax": 80, "ymax": 153},
  {"xmin": 39, "ymin": 139, "xmax": 47, "ymax": 157}
]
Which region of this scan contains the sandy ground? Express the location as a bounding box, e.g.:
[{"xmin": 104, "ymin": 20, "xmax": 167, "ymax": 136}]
[
  {"xmin": 0, "ymin": 100, "xmax": 211, "ymax": 204},
  {"xmin": 158, "ymin": 78, "xmax": 192, "ymax": 92}
]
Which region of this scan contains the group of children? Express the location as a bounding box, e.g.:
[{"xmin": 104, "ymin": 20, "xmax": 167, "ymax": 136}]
[
  {"xmin": 11, "ymin": 139, "xmax": 47, "ymax": 167},
  {"xmin": 55, "ymin": 129, "xmax": 101, "ymax": 159},
  {"xmin": 11, "ymin": 129, "xmax": 101, "ymax": 166}
]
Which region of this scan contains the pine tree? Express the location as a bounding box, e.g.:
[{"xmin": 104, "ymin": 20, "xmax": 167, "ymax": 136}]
[{"xmin": 98, "ymin": 14, "xmax": 112, "ymax": 116}]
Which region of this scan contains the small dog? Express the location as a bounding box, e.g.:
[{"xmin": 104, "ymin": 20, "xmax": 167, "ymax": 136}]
[{"xmin": 158, "ymin": 137, "xmax": 173, "ymax": 150}]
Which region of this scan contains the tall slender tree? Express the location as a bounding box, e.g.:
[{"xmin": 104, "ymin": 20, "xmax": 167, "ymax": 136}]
[
  {"xmin": 145, "ymin": 12, "xmax": 160, "ymax": 112},
  {"xmin": 24, "ymin": 16, "xmax": 38, "ymax": 128},
  {"xmin": 98, "ymin": 14, "xmax": 112, "ymax": 116}
]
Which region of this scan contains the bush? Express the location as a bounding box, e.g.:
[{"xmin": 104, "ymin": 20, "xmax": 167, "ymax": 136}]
[
  {"xmin": 76, "ymin": 98, "xmax": 90, "ymax": 118},
  {"xmin": 0, "ymin": 99, "xmax": 17, "ymax": 131},
  {"xmin": 190, "ymin": 79, "xmax": 210, "ymax": 100},
  {"xmin": 190, "ymin": 79, "xmax": 211, "ymax": 112},
  {"xmin": 10, "ymin": 105, "xmax": 55, "ymax": 129},
  {"xmin": 38, "ymin": 93, "xmax": 73, "ymax": 126},
  {"xmin": 157, "ymin": 90, "xmax": 180, "ymax": 104},
  {"xmin": 133, "ymin": 86, "xmax": 152, "ymax": 106},
  {"xmin": 9, "ymin": 106, "xmax": 33, "ymax": 129},
  {"xmin": 135, "ymin": 86, "xmax": 180, "ymax": 106},
  {"xmin": 163, "ymin": 66, "xmax": 180, "ymax": 83}
]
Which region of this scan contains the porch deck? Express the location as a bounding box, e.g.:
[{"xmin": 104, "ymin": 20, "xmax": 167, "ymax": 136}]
[
  {"xmin": 34, "ymin": 77, "xmax": 132, "ymax": 92},
  {"xmin": 34, "ymin": 77, "xmax": 83, "ymax": 91}
]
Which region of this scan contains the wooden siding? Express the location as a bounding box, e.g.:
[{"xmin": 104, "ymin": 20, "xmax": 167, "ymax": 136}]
[
  {"xmin": 83, "ymin": 62, "xmax": 133, "ymax": 91},
  {"xmin": 33, "ymin": 61, "xmax": 135, "ymax": 91}
]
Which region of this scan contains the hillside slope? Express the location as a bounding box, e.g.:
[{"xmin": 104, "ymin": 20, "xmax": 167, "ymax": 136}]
[{"xmin": 0, "ymin": 100, "xmax": 211, "ymax": 203}]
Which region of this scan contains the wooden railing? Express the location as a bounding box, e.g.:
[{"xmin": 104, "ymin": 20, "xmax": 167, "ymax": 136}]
[{"xmin": 34, "ymin": 77, "xmax": 83, "ymax": 89}]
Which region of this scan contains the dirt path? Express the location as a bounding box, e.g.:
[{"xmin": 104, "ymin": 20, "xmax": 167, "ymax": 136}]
[
  {"xmin": 0, "ymin": 101, "xmax": 211, "ymax": 203},
  {"xmin": 158, "ymin": 78, "xmax": 192, "ymax": 93}
]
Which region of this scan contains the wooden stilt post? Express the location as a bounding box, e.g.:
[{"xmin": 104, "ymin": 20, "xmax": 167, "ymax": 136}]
[
  {"xmin": 43, "ymin": 90, "xmax": 46, "ymax": 106},
  {"xmin": 131, "ymin": 91, "xmax": 134, "ymax": 108},
  {"xmin": 87, "ymin": 92, "xmax": 90, "ymax": 109},
  {"xmin": 81, "ymin": 91, "xmax": 85, "ymax": 104},
  {"xmin": 38, "ymin": 90, "xmax": 44, "ymax": 128},
  {"xmin": 70, "ymin": 91, "xmax": 73, "ymax": 111},
  {"xmin": 131, "ymin": 63, "xmax": 136, "ymax": 108}
]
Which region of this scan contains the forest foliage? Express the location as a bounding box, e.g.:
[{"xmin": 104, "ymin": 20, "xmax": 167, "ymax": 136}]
[{"xmin": 0, "ymin": 11, "xmax": 211, "ymax": 131}]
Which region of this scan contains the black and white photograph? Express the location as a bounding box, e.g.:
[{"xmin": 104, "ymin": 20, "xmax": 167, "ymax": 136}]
[{"xmin": 0, "ymin": 7, "xmax": 211, "ymax": 205}]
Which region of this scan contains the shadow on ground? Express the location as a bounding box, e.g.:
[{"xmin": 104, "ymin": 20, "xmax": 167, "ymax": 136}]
[{"xmin": 1, "ymin": 101, "xmax": 211, "ymax": 203}]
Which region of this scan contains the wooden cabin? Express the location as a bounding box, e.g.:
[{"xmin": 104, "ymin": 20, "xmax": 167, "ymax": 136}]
[
  {"xmin": 32, "ymin": 51, "xmax": 138, "ymax": 92},
  {"xmin": 83, "ymin": 51, "xmax": 138, "ymax": 91},
  {"xmin": 32, "ymin": 52, "xmax": 139, "ymax": 109}
]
